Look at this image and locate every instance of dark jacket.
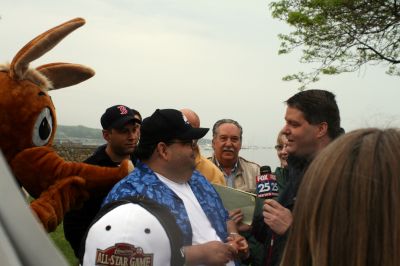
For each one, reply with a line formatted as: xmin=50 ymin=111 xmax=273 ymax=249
xmin=251 ymin=156 xmax=310 ymax=266
xmin=275 ymin=167 xmax=289 ymax=195
xmin=63 ymin=144 xmax=135 ymax=258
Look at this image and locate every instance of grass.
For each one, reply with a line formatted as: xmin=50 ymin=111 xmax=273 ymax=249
xmin=49 ymin=223 xmax=78 ymax=266
xmin=27 ymin=196 xmax=78 ymax=265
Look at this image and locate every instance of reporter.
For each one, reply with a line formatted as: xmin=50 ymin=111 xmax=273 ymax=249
xmin=281 ymin=128 xmax=400 ymax=266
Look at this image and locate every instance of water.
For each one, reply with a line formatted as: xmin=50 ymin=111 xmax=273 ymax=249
xmin=199 ymin=146 xmax=280 ymax=169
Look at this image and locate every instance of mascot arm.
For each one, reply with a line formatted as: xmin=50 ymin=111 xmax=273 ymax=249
xmin=11 ymin=146 xmax=133 ymax=198
xmin=30 ymin=176 xmax=89 ymax=232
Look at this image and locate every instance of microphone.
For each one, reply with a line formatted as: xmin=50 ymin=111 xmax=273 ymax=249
xmin=255 ymin=165 xmax=279 ymax=199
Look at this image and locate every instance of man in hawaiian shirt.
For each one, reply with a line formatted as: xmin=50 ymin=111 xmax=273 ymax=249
xmin=103 ymin=108 xmax=249 ymax=265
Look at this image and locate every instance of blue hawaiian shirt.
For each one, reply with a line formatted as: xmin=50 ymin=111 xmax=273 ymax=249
xmin=103 ymin=161 xmax=229 ymax=246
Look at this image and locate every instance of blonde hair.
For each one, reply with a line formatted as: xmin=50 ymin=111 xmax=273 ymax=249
xmin=281 ymin=128 xmax=400 ymax=266
xmin=276 ymin=131 xmax=287 ymax=145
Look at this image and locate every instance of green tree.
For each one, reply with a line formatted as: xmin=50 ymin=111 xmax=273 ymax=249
xmin=270 ymin=0 xmax=400 ymax=89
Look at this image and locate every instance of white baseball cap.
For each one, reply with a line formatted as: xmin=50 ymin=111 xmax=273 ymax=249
xmin=80 ymin=196 xmax=184 ymax=266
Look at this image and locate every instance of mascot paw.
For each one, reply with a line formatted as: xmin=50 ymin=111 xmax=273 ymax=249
xmin=31 ymin=199 xmax=58 ymax=232
xmin=120 ymin=159 xmax=134 ymax=175
xmin=30 ymin=176 xmax=89 ymax=232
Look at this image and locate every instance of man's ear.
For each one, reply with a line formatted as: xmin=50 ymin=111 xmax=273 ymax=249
xmin=316 ymin=122 xmax=328 ymax=138
xmin=156 ymin=142 xmax=169 ymax=160
xmin=102 ymin=129 xmax=111 ymax=142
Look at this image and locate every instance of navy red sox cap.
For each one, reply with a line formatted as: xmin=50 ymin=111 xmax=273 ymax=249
xmin=100 ymin=105 xmax=141 ymax=130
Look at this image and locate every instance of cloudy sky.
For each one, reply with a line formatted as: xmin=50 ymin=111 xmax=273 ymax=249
xmin=2 ymin=0 xmax=399 ymax=166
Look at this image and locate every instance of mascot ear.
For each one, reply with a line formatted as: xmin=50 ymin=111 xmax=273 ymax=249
xmin=37 ymin=63 xmax=95 ymax=90
xmin=10 ymin=18 xmax=85 ymax=81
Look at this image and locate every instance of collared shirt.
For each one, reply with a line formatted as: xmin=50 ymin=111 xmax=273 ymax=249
xmin=155 ymin=173 xmax=221 ymax=245
xmin=103 ymin=161 xmax=229 ymax=246
xmin=213 ymin=158 xmax=239 ymax=188
xmin=208 ymin=155 xmax=260 ymax=193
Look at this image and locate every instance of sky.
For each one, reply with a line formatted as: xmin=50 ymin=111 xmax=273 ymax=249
xmin=2 ymin=0 xmax=399 ymax=166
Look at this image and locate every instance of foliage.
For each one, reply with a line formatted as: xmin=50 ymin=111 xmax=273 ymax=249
xmin=270 ymin=0 xmax=400 ymax=89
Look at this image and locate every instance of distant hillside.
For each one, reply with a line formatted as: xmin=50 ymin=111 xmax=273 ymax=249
xmin=54 ymin=125 xmax=104 ymax=146
xmin=55 ymin=125 xmax=212 ymax=146
xmin=55 ymin=125 xmax=102 ymax=139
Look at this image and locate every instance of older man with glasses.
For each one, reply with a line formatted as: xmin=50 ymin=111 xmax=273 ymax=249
xmin=208 ymin=118 xmax=262 ymax=266
xmin=103 ymin=109 xmax=249 ymax=266
xmin=209 ymin=119 xmax=260 ymax=193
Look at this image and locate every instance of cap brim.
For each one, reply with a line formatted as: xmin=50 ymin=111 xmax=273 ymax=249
xmin=111 ymin=117 xmax=141 ymax=129
xmin=177 ymin=127 xmax=209 ymax=140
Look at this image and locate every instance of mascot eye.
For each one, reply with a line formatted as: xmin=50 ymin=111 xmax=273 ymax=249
xmin=32 ymin=107 xmax=53 ymax=146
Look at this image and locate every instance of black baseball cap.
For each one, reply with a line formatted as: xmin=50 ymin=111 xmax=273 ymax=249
xmin=139 ymin=109 xmax=209 ymax=145
xmin=100 ymin=105 xmax=141 ymax=130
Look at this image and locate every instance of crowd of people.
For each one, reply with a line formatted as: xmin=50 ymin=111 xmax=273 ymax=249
xmin=60 ymin=89 xmax=400 ymax=266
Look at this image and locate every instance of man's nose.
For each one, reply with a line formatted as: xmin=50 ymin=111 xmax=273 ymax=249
xmin=128 ymin=130 xmax=137 ymax=139
xmin=225 ymin=138 xmax=233 ymax=146
xmin=281 ymin=125 xmax=290 ymax=135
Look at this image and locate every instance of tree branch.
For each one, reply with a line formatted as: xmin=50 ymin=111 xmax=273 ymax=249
xmin=356 ymin=39 xmax=400 ymax=64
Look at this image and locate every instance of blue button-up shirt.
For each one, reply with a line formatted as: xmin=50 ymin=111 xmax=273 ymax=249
xmin=103 ymin=161 xmax=229 ymax=246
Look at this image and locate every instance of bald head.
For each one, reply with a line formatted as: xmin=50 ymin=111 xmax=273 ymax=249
xmin=181 ymin=108 xmax=200 ymax=128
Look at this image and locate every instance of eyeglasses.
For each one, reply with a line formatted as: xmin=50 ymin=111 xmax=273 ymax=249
xmin=165 ymin=140 xmax=196 ymax=148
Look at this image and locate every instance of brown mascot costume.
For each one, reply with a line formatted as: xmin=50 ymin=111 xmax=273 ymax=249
xmin=0 ymin=18 xmax=132 ymax=232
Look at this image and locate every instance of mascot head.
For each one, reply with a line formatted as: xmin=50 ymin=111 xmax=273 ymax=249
xmin=0 ymin=18 xmax=94 ymax=163
xmin=0 ymin=18 xmax=134 ymax=232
